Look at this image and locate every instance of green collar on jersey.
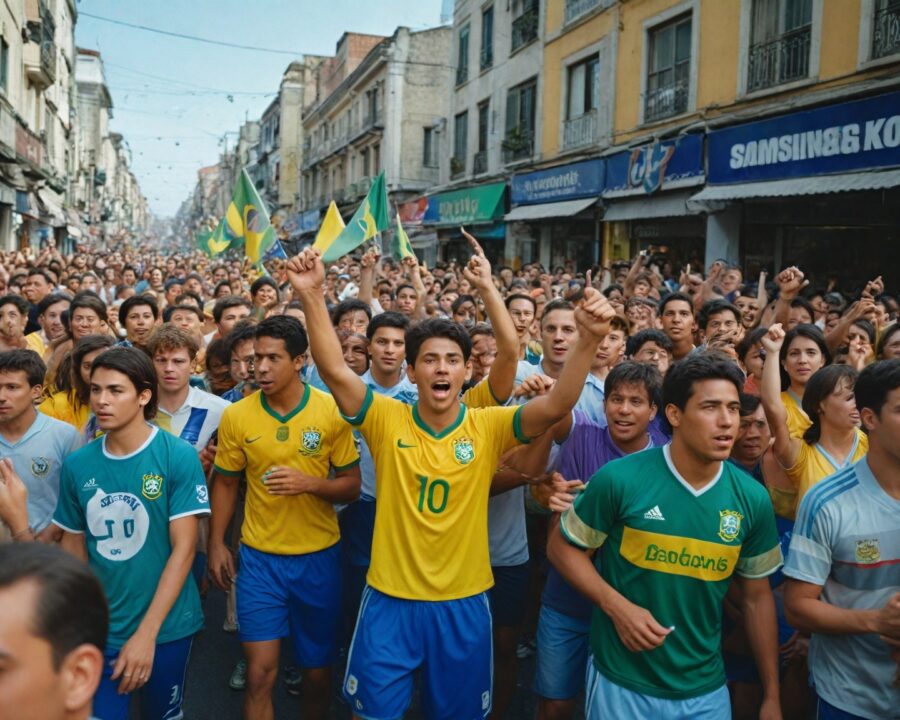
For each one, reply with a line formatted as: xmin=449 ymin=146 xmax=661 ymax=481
xmin=260 ymin=382 xmax=310 ymax=424
xmin=412 ymin=401 xmax=466 ymax=439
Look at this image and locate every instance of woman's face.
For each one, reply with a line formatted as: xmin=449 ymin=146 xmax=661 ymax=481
xmin=881 ymin=330 xmax=900 ymax=360
xmin=734 ymin=296 xmax=760 ymax=329
xmin=150 ymin=268 xmax=163 ymax=285
xmin=817 ymin=377 xmax=860 ymax=429
xmin=741 ymin=343 xmax=765 ymax=380
xmin=79 ymin=348 xmax=105 ymax=385
xmin=847 ymin=325 xmax=872 ymax=359
xmin=782 ymin=336 xmax=825 ymax=387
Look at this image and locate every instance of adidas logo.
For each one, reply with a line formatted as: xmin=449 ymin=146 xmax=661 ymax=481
xmin=81 ymin=478 xmax=98 ymax=491
xmin=643 ymin=505 xmax=665 ymax=521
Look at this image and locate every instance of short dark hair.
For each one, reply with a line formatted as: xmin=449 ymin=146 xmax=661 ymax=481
xmin=70 ymin=291 xmax=107 ymax=321
xmin=739 ymin=392 xmax=762 ymax=417
xmin=626 ymin=328 xmax=673 ymax=358
xmin=406 ymin=318 xmax=472 ymax=367
xmin=540 ymin=299 xmax=575 ymax=327
xmin=877 ymin=323 xmax=900 ymax=359
xmin=90 ymin=347 xmax=158 ymax=420
xmin=736 ymin=326 xmax=768 ymax=363
xmin=395 ymin=283 xmax=416 ymax=297
xmin=250 ymin=276 xmax=278 ymax=297
xmin=224 ymin=319 xmax=259 ymax=357
xmin=658 ymin=292 xmax=693 ymax=316
xmin=850 ymin=318 xmax=876 ymax=345
xmin=504 ymin=293 xmax=536 ymax=313
xmin=331 ymin=299 xmax=372 ymax=327
xmin=0 ymin=293 xmax=29 ymax=315
xmin=469 ymin=322 xmax=494 ymax=340
xmin=0 ymin=543 xmax=108 ymax=669
xmin=605 ymin=361 xmax=662 ymax=407
xmin=0 ymin=349 xmax=46 ymax=386
xmin=801 ymin=365 xmax=858 ymax=444
xmin=366 ymin=311 xmax=410 ymax=341
xmin=697 ymin=299 xmax=740 ymax=332
xmin=779 ymin=324 xmax=831 ymax=390
xmin=36 ymin=292 xmax=70 ymax=316
xmin=145 ymin=324 xmax=199 ymax=360
xmin=663 ymin=352 xmax=744 ymax=411
xmin=213 ymin=296 xmax=252 ymax=323
xmin=118 ymin=295 xmax=159 ymax=327
xmin=26 ymin=267 xmax=54 ymax=285
xmin=71 ymin=335 xmax=117 ymax=404
xmin=255 ymin=315 xmax=308 ymax=358
xmin=167 ymin=304 xmax=203 ymax=322
xmin=855 ymin=359 xmax=900 ymax=417
xmin=451 ymin=294 xmax=476 ymax=314
xmin=789 ymin=297 xmax=816 ymax=324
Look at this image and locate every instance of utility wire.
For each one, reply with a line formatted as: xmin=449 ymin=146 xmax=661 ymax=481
xmin=80 ymin=11 xmax=303 ymax=56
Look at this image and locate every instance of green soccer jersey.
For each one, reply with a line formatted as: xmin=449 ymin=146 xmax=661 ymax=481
xmin=560 ymin=445 xmax=782 ymax=700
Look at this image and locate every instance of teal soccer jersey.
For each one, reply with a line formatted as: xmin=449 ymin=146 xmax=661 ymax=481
xmin=53 ymin=428 xmax=209 ymax=647
xmin=560 ymin=445 xmax=782 ymax=700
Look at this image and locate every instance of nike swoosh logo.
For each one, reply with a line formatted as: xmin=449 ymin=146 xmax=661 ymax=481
xmin=246 ymin=436 xmax=262 ymax=444
xmin=397 ymin=440 xmax=416 ymax=449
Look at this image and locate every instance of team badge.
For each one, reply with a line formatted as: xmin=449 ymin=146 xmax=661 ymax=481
xmin=141 ymin=473 xmax=164 ymax=501
xmin=717 ymin=509 xmax=743 ymax=543
xmin=855 ymin=539 xmax=880 ymax=563
xmin=453 ymin=437 xmax=475 ymax=465
xmin=300 ymin=427 xmax=323 ymax=456
xmin=31 ymin=457 xmax=49 ymax=477
xmin=276 ymin=426 xmax=290 ymax=442
xmin=196 ymin=484 xmax=209 ymax=504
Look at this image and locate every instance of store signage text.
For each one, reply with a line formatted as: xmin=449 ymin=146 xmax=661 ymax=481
xmin=511 ymin=159 xmax=604 ymax=205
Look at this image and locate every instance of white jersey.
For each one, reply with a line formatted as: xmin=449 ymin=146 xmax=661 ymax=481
xmin=155 ymin=386 xmax=229 ymax=450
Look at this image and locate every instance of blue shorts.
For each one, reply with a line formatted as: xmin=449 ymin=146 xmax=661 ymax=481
xmin=343 ymin=585 xmax=493 ymax=720
xmin=236 ymin=542 xmax=342 ymax=668
xmin=815 ymin=694 xmax=870 ymax=720
xmin=93 ymin=635 xmax=193 ymax=720
xmin=534 ymin=604 xmax=591 ymax=700
xmin=488 ymin=562 xmax=530 ymax=627
xmin=585 ymin=663 xmax=731 ymax=720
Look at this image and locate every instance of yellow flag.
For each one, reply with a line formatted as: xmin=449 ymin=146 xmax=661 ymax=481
xmin=313 ymin=202 xmax=345 ymax=254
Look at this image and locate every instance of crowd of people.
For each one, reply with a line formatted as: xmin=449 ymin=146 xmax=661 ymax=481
xmin=0 ymin=235 xmax=897 ymax=720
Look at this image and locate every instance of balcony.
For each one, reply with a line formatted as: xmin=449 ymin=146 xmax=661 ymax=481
xmin=473 ymin=150 xmax=488 ymax=175
xmin=511 ymin=6 xmax=539 ymax=52
xmin=873 ymin=1 xmax=900 ymax=59
xmin=563 ymin=110 xmax=599 ymax=150
xmin=644 ymin=77 xmax=689 ymax=122
xmin=502 ymin=129 xmax=534 ymax=163
xmin=24 ymin=39 xmax=56 ymax=88
xmin=351 ymin=111 xmax=383 ymax=142
xmin=456 ymin=62 xmax=468 ymax=86
xmin=450 ymin=156 xmax=465 ymax=179
xmin=480 ymin=47 xmax=493 ymax=70
xmin=565 ymin=0 xmax=603 ymax=25
xmin=747 ymin=26 xmax=811 ymax=92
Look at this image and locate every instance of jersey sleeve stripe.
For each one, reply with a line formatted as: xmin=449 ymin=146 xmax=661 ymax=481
xmin=735 ymin=545 xmax=783 ymax=578
xmin=487 ymin=378 xmax=507 ymax=406
xmin=212 ymin=464 xmax=243 ymax=477
xmin=513 ymin=405 xmax=530 ymax=445
xmin=51 ymin=519 xmax=84 ymax=534
xmin=798 ymin=472 xmax=858 ymax=537
xmin=560 ymin=508 xmax=608 ymax=550
xmin=333 ymin=458 xmax=361 ymax=471
xmin=341 ymin=386 xmax=373 ymax=426
xmin=169 ymin=509 xmax=211 ymax=521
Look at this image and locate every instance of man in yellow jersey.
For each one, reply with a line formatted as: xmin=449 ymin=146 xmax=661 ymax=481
xmin=287 ymin=238 xmax=615 ymax=720
xmin=207 ymin=315 xmax=361 ymax=720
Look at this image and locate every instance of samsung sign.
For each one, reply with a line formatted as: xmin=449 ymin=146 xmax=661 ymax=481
xmin=708 ymin=90 xmax=900 ymax=184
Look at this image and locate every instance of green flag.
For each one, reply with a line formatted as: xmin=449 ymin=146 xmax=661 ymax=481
xmin=320 ymin=171 xmax=389 ymax=263
xmin=390 ymin=213 xmax=415 ymax=261
xmin=194 ymin=228 xmax=214 ymax=257
xmin=210 ymin=169 xmax=277 ymax=265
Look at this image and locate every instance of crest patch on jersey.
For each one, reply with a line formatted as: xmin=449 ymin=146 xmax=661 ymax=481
xmin=717 ymin=509 xmax=743 ymax=543
xmin=453 ymin=437 xmax=475 ymax=465
xmin=142 ymin=473 xmax=164 ymax=501
xmin=300 ymin=427 xmax=323 ymax=456
xmin=276 ymin=426 xmax=290 ymax=442
xmin=31 ymin=457 xmax=49 ymax=477
xmin=855 ymin=538 xmax=880 ymax=563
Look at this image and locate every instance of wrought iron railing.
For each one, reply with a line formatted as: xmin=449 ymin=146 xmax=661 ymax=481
xmin=873 ymin=1 xmax=900 ymax=59
xmin=747 ymin=26 xmax=811 ymax=92
xmin=563 ymin=110 xmax=598 ymax=150
xmin=644 ymin=76 xmax=688 ymax=121
xmin=502 ymin=129 xmax=534 ymax=163
xmin=473 ymin=150 xmax=488 ymax=175
xmin=511 ymin=7 xmax=539 ymax=51
xmin=565 ymin=0 xmax=601 ymax=25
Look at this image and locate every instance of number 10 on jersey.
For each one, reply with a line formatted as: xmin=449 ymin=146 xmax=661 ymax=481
xmin=416 ymin=475 xmax=450 ymax=514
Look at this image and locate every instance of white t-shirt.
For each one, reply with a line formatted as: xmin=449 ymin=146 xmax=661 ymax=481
xmin=155 ymin=386 xmax=229 ymax=450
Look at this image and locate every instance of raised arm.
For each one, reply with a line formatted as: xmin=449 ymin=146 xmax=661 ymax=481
xmin=288 ymin=248 xmax=367 ymax=417
xmin=358 ymin=248 xmax=379 ymax=308
xmin=759 ymin=324 xmax=801 ymax=469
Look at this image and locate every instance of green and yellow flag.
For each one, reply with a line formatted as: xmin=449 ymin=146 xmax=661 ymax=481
xmin=194 ymin=227 xmax=215 ymax=257
xmin=318 ymin=171 xmax=389 ymax=263
xmin=390 ymin=213 xmax=415 ymax=261
xmin=313 ymin=201 xmax=345 ymax=254
xmin=209 ymin=169 xmax=276 ymax=266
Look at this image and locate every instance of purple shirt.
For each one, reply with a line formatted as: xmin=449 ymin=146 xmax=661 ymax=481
xmin=544 ymin=412 xmax=668 ymax=619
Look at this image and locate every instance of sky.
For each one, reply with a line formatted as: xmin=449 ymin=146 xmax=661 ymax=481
xmin=74 ymin=0 xmax=450 ymax=219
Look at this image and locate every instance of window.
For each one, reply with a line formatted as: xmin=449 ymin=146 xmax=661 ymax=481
xmin=873 ymin=0 xmax=900 ymax=59
xmin=564 ymin=55 xmax=600 ymax=149
xmin=361 ymin=148 xmax=370 ymax=177
xmin=423 ymin=127 xmax=437 ymax=167
xmin=645 ymin=14 xmax=692 ymax=122
xmin=0 ymin=39 xmax=8 ymax=95
xmin=747 ymin=0 xmax=812 ymax=91
xmin=504 ymin=78 xmax=536 ymax=162
xmin=481 ymin=6 xmax=494 ymax=69
xmin=512 ymin=0 xmax=540 ymax=51
xmin=475 ymin=100 xmax=489 ymax=174
xmin=456 ymin=24 xmax=470 ymax=85
xmin=373 ymin=144 xmax=380 ymax=174
xmin=452 ymin=111 xmax=468 ymax=177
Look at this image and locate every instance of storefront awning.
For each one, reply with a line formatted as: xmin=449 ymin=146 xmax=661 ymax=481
xmin=689 ymin=169 xmax=900 ymax=205
xmin=504 ymin=197 xmax=597 ymax=222
xmin=602 ymin=191 xmax=697 ymax=222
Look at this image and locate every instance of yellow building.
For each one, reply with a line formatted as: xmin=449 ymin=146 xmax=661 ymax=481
xmin=514 ymin=0 xmax=900 ymax=285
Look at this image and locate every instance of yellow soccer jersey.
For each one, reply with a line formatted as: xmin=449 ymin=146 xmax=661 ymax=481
xmin=460 ymin=377 xmax=506 ymax=408
xmin=346 ymin=388 xmax=529 ymax=600
xmin=214 ymin=385 xmax=359 ymax=555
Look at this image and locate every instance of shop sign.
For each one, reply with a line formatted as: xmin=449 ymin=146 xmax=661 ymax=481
xmin=511 ymin=159 xmax=604 ymax=205
xmin=605 ymin=134 xmax=704 ymax=196
xmin=708 ymin=90 xmax=900 ymax=184
xmin=399 ymin=197 xmax=428 ymax=225
xmin=15 ymin=121 xmax=41 ymax=167
xmin=423 ymin=182 xmax=506 ymax=225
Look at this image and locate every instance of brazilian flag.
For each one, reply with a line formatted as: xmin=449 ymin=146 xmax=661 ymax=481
xmin=319 ymin=171 xmax=389 ymax=263
xmin=390 ymin=213 xmax=415 ymax=261
xmin=209 ymin=169 xmax=277 ymax=266
xmin=194 ymin=228 xmax=215 ymax=257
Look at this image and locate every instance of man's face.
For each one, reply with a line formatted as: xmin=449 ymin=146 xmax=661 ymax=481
xmin=861 ymin=387 xmax=900 ymax=464
xmin=254 ymin=335 xmax=302 ymax=396
xmin=90 ymin=367 xmax=149 ymax=432
xmin=469 ymin=333 xmax=497 ymax=384
xmin=395 ymin=288 xmax=417 ymax=316
xmin=229 ymin=339 xmax=255 ymax=383
xmin=217 ymin=305 xmax=250 ymax=336
xmin=734 ymin=296 xmax=759 ymax=329
xmin=65 ymin=277 xmax=80 ymax=293
xmin=452 ymin=300 xmax=477 ymax=329
xmin=337 ymin=309 xmax=369 ymax=335
xmin=703 ymin=310 xmax=739 ymax=341
xmin=787 ymin=305 xmax=813 ymax=330
xmin=340 ymin=334 xmax=369 ymax=375
xmin=632 ymin=341 xmax=671 ymax=375
xmin=38 ymin=300 xmax=69 ymax=342
xmin=507 ymin=298 xmax=535 ymax=339
xmin=540 ymin=309 xmax=577 ymax=366
xmin=881 ymin=331 xmax=900 ymax=360
xmin=124 ymin=304 xmax=155 ymax=345
xmin=170 ymin=310 xmax=201 ymax=338
xmin=23 ymin=274 xmax=50 ymax=303
xmin=666 ymin=379 xmax=740 ymax=462
xmin=122 ymin=269 xmax=136 ymax=286
xmin=406 ymin=337 xmax=467 ymax=413
xmin=184 ymin=278 xmax=203 ymax=297
xmin=594 ymin=329 xmax=625 ymax=370
xmin=661 ymin=300 xmax=694 ymax=343
xmin=213 ymin=268 xmax=227 ymax=283
xmin=80 ymin=275 xmax=99 ymax=293
xmin=165 ymin=284 xmax=183 ymax=305
xmin=605 ymin=382 xmax=655 ymax=448
xmin=0 ymin=303 xmax=26 ymax=340
xmin=153 ymin=346 xmax=192 ymax=394
xmin=721 ymin=269 xmax=742 ymax=294
xmin=732 ymin=405 xmax=771 ymax=466
xmin=369 ymin=327 xmax=405 ymax=377
xmin=0 ymin=370 xmax=39 ymax=424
